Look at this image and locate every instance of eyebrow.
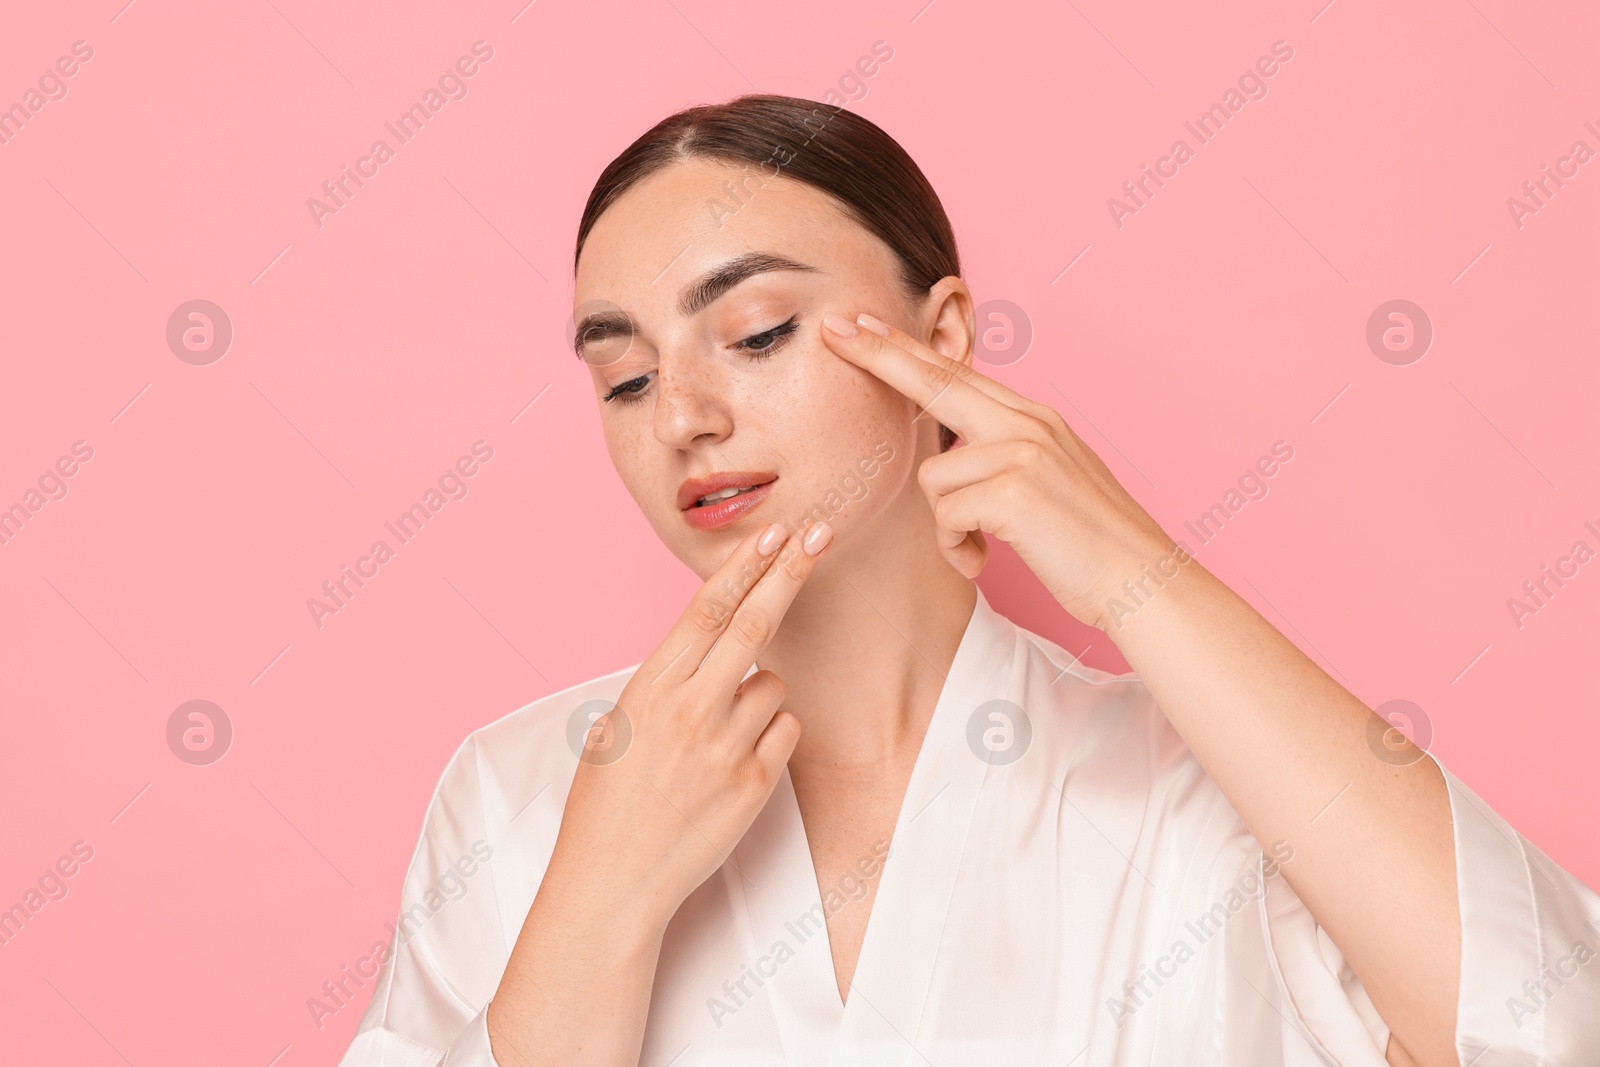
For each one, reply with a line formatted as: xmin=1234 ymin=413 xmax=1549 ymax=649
xmin=677 ymin=251 xmax=820 ymax=317
xmin=572 ymin=251 xmax=821 ymax=358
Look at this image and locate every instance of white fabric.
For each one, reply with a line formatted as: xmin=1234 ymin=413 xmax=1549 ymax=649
xmin=339 ymin=588 xmax=1600 ymax=1066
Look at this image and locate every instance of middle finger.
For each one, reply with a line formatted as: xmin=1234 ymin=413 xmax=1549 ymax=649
xmin=642 ymin=521 xmax=790 ymax=688
xmin=693 ymin=521 xmax=834 ymax=693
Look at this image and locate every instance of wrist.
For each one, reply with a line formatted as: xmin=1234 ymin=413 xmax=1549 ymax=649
xmin=539 ymin=838 xmax=679 ymax=948
xmin=1088 ymin=535 xmax=1199 ymax=635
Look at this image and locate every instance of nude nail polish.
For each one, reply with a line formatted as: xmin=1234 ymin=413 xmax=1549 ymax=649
xmin=757 ymin=523 xmax=786 ymax=555
xmin=856 ymin=313 xmax=890 ymax=337
xmin=822 ymin=314 xmax=858 ymax=337
xmin=802 ymin=522 xmax=834 ymax=556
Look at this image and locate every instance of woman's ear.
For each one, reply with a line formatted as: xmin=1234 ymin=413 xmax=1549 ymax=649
xmin=916 ymin=277 xmax=974 ymax=454
xmin=922 ymin=276 xmax=976 ymax=369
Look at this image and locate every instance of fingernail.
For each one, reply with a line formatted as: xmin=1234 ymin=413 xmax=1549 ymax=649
xmin=757 ymin=523 xmax=786 ymax=556
xmin=822 ymin=313 xmax=858 ymax=338
xmin=802 ymin=522 xmax=833 ymax=556
xmin=856 ymin=313 xmax=890 ymax=337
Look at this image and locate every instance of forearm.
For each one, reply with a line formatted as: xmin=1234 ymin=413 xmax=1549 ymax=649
xmin=486 ymin=848 xmax=670 ymax=1067
xmin=477 ymin=524 xmax=821 ymax=1065
xmin=817 ymin=310 xmax=1469 ymax=1062
xmin=1102 ymin=548 xmax=1461 ymax=1067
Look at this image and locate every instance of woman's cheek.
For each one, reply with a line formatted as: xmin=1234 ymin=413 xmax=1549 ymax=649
xmin=601 ymin=419 xmax=675 ymax=533
xmin=826 ymin=412 xmax=922 ymax=534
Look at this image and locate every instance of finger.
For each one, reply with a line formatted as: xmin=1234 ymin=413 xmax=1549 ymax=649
xmin=821 ymin=313 xmax=1021 ymax=445
xmin=641 ymin=521 xmax=789 ymax=687
xmin=753 ymin=709 xmax=803 ymax=779
xmin=856 ymin=311 xmax=1046 ymax=417
xmin=730 ymin=668 xmax=785 ymax=738
xmin=915 ymin=439 xmax=1037 ymax=497
xmin=929 ymin=482 xmax=994 ymax=579
xmin=694 ymin=521 xmax=834 ymax=691
xmin=914 ymin=446 xmax=1026 ymax=578
xmin=825 ymin=313 xmax=1049 ymax=438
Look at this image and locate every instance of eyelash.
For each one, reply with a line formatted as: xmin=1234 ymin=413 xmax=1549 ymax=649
xmin=601 ymin=316 xmax=799 ymax=405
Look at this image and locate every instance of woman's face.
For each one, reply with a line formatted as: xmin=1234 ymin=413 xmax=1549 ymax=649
xmin=573 ymin=157 xmax=964 ymax=580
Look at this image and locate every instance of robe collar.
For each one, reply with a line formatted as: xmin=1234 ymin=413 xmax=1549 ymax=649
xmin=727 ymin=585 xmax=1022 ymax=1066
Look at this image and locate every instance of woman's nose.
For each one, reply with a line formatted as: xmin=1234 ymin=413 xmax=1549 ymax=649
xmin=651 ymin=359 xmax=733 ymax=449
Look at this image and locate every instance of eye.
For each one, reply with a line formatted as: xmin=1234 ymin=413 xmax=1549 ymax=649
xmin=734 ymin=316 xmax=799 ymax=360
xmin=600 ymin=317 xmax=797 ymax=408
xmin=601 ymin=371 xmax=654 ymax=405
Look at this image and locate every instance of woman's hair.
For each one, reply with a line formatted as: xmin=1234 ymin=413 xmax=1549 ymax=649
xmin=575 ymin=93 xmax=961 ymax=451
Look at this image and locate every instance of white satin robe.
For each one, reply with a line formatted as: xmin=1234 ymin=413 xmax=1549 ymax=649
xmin=339 ymin=588 xmax=1600 ymax=1066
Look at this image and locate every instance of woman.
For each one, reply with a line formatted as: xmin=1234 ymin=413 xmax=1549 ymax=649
xmin=339 ymin=95 xmax=1599 ymax=1066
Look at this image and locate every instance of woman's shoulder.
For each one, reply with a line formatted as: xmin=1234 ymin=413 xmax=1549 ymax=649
xmin=1005 ymin=618 xmax=1227 ymax=812
xmin=1001 ymin=623 xmax=1264 ymax=895
xmin=422 ymin=661 xmax=644 ymax=821
xmin=1006 ymin=617 xmax=1167 ymax=730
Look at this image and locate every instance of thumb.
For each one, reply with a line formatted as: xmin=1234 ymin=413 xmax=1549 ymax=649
xmin=943 ymin=530 xmax=989 ymax=579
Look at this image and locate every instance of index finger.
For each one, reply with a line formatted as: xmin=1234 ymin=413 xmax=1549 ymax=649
xmin=819 ymin=312 xmax=1030 ymax=444
xmin=640 ymin=521 xmax=791 ymax=688
xmin=693 ymin=520 xmax=834 ymax=692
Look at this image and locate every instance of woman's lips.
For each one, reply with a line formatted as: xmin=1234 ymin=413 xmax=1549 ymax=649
xmin=680 ymin=478 xmax=777 ymax=531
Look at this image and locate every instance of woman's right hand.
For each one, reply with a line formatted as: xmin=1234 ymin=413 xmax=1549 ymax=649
xmin=487 ymin=519 xmax=832 ymax=1067
xmin=547 ymin=518 xmax=834 ymax=929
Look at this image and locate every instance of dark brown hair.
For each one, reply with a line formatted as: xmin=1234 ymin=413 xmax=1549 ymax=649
xmin=575 ymin=93 xmax=961 ymax=451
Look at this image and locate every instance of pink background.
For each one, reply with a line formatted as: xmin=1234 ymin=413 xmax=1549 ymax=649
xmin=2 ymin=0 xmax=1595 ymax=1062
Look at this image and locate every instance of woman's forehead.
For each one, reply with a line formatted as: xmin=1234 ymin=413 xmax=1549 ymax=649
xmin=574 ymin=159 xmax=884 ymax=312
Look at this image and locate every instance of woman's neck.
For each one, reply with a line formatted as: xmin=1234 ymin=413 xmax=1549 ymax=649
xmin=754 ymin=491 xmax=977 ymax=776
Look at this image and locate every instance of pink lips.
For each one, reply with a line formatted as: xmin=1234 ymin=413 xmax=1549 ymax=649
xmin=677 ymin=471 xmax=778 ymax=532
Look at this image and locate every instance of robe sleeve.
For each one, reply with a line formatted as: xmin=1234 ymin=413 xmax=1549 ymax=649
xmin=337 ymin=734 xmax=512 ymax=1067
xmin=1251 ymin=753 xmax=1600 ymax=1065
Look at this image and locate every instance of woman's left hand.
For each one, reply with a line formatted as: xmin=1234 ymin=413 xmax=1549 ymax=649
xmin=820 ymin=310 xmax=1185 ymax=632
xmin=825 ymin=309 xmax=1470 ymax=1067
